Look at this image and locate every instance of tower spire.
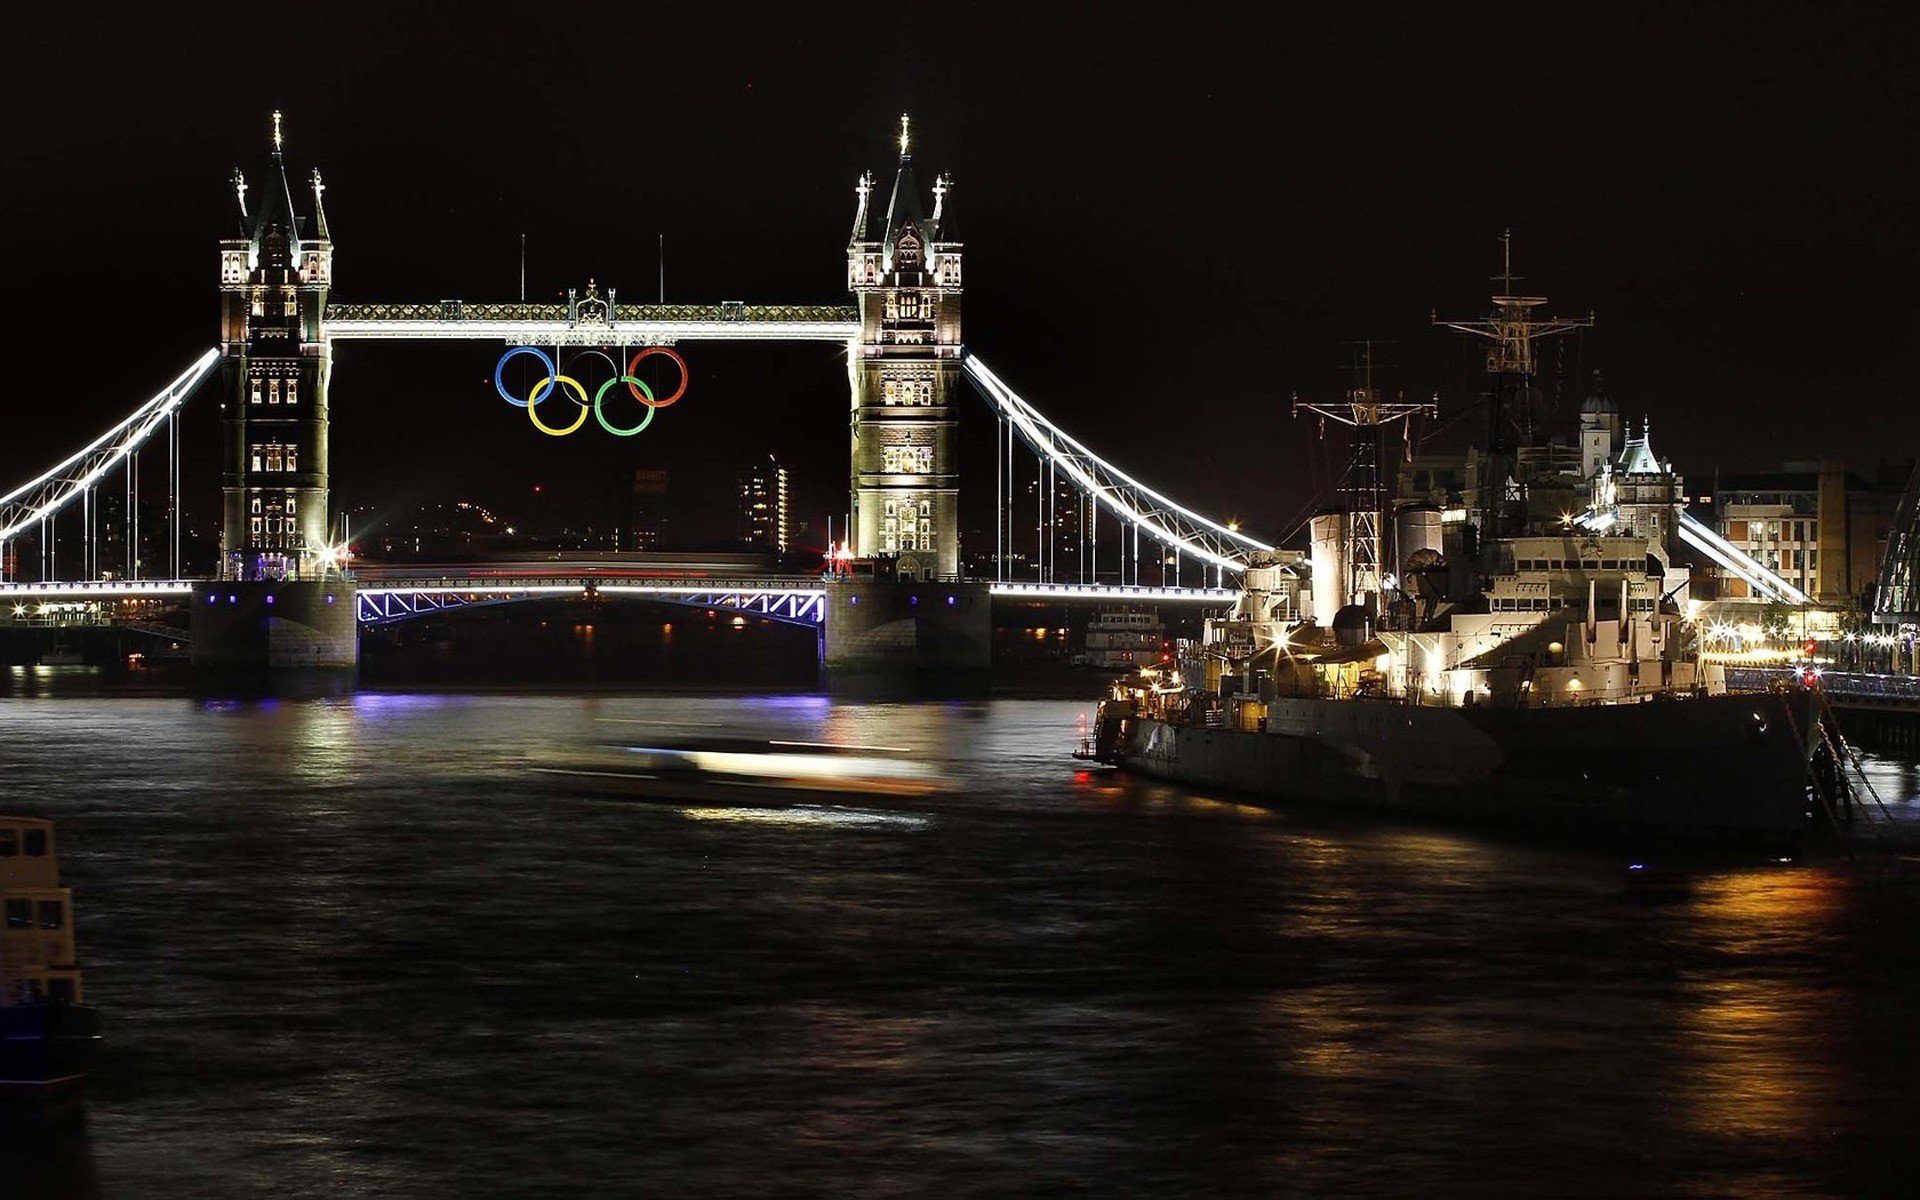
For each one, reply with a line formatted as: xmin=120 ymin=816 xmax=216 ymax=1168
xmin=899 ymin=112 xmax=911 ymax=157
xmin=272 ymin=110 xmax=283 ymax=155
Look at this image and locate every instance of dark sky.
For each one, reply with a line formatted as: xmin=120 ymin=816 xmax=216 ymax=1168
xmin=3 ymin=2 xmax=1913 ymax=550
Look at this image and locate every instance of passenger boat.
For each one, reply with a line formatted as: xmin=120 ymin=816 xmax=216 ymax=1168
xmin=1084 ymin=250 xmax=1828 ymax=849
xmin=0 ymin=816 xmax=100 ymax=1094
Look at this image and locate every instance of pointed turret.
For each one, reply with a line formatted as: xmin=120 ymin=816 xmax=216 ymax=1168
xmin=309 ymin=168 xmax=331 ymax=241
xmin=849 ymin=170 xmax=874 ymax=245
xmin=251 ymin=111 xmax=302 ymax=268
xmin=883 ymin=113 xmax=931 ymax=273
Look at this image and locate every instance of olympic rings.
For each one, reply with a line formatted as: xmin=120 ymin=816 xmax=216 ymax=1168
xmin=527 ymin=375 xmax=590 ymax=437
xmin=494 ymin=346 xmax=555 ymax=408
xmin=595 ymin=376 xmax=656 ymax=437
xmin=494 ymin=345 xmax=689 ymax=437
xmin=625 ymin=347 xmax=687 ymax=408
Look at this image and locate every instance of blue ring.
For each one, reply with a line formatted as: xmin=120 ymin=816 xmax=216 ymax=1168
xmin=494 ymin=346 xmax=557 ymax=408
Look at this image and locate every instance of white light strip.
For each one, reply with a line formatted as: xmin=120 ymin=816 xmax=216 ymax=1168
xmin=963 ymin=356 xmax=1271 ymax=571
xmin=989 ymin=582 xmax=1238 ymax=604
xmin=356 ymin=586 xmax=581 ymax=597
xmin=1677 ymin=512 xmax=1809 ymax=604
xmin=0 ymin=349 xmax=221 ymax=540
xmin=0 ymin=580 xmax=196 ymax=598
xmin=324 ymin=320 xmax=860 ymax=343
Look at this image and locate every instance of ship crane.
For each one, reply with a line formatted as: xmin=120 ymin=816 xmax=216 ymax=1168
xmin=1293 ymin=342 xmax=1437 ymax=616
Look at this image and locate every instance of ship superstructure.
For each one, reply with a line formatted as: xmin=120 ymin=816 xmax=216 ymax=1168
xmin=1087 ymin=244 xmax=1823 ymax=846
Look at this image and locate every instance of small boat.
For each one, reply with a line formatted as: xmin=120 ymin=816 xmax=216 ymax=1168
xmin=0 ymin=816 xmax=100 ymax=1094
xmin=531 ymin=737 xmax=946 ymax=804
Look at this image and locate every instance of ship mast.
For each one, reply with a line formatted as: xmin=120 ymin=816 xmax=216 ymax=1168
xmin=1432 ymin=231 xmax=1592 ymax=545
xmin=1294 ymin=341 xmax=1437 ymax=614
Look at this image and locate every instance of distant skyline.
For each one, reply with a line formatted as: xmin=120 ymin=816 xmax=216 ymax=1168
xmin=4 ymin=3 xmax=1913 ymax=552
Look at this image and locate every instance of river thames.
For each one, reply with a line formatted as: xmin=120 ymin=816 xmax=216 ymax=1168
xmin=5 ymin=671 xmax=1920 ymax=1197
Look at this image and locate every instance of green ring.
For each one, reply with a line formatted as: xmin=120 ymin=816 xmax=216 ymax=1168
xmin=595 ymin=375 xmax=657 ymax=436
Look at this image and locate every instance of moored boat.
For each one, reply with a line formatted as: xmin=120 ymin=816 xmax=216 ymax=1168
xmin=0 ymin=816 xmax=100 ymax=1094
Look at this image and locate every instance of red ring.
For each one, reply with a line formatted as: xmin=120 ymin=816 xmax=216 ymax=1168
xmin=626 ymin=347 xmax=688 ymax=408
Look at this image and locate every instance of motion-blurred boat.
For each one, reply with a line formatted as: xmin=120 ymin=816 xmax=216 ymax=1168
xmin=532 ymin=737 xmax=945 ymax=803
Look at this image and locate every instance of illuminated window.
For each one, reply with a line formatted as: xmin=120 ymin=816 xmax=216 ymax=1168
xmin=286 ymin=379 xmax=298 ymax=406
xmin=250 ymin=497 xmax=262 ymax=515
xmin=286 ymin=496 xmax=297 ymax=515
xmin=269 ymin=380 xmax=281 ymax=405
xmin=250 ymin=445 xmax=264 ymax=471
xmin=250 ymin=378 xmax=263 ymax=405
xmin=250 ymin=517 xmax=263 ymax=539
xmin=896 ymin=292 xmax=921 ymax=319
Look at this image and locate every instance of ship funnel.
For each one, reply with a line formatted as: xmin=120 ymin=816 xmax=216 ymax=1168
xmin=1393 ymin=504 xmax=1444 ymax=581
xmin=1619 ymin=576 xmax=1631 ymax=649
xmin=1309 ymin=511 xmax=1347 ymax=624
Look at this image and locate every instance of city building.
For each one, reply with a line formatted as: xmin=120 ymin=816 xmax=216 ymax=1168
xmin=1693 ymin=460 xmax=1909 ymax=611
xmin=737 ymin=455 xmax=790 ymax=554
xmin=629 ymin=469 xmax=668 ymax=551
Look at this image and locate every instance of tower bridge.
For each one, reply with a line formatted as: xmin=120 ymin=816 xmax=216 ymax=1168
xmin=1 ymin=113 xmax=1267 ymax=685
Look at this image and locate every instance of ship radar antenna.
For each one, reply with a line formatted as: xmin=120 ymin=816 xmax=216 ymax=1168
xmin=1433 ymin=235 xmax=1594 ymax=545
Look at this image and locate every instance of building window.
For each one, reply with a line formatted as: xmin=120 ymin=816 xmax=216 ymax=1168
xmin=286 ymin=496 xmax=297 ymax=516
xmin=250 ymin=445 xmax=264 ymax=471
xmin=268 ymin=380 xmax=281 ymax=405
xmin=38 ymin=900 xmax=63 ymax=930
xmin=250 ymin=378 xmax=264 ymax=405
xmin=250 ymin=517 xmax=263 ymax=540
xmin=896 ymin=291 xmax=921 ymax=319
xmin=0 ymin=828 xmax=13 ymax=856
xmin=286 ymin=379 xmax=298 ymax=406
xmin=4 ymin=899 xmax=29 ymax=929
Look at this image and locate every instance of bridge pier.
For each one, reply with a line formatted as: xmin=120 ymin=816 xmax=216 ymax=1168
xmin=190 ymin=580 xmax=358 ymax=693
xmin=822 ymin=577 xmax=991 ymax=696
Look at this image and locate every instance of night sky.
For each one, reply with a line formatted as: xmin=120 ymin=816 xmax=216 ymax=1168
xmin=4 ymin=3 xmax=1913 ymax=550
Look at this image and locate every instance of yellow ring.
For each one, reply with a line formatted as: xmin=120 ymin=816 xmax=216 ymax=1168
xmin=527 ymin=375 xmax=591 ymax=436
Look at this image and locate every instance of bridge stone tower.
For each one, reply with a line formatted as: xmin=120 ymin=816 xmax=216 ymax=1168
xmin=217 ymin=112 xmax=335 ymax=582
xmin=847 ymin=117 xmax=963 ymax=580
xmin=196 ymin=113 xmax=355 ymax=690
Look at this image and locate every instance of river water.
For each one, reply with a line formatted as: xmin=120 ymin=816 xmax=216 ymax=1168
xmin=4 ymin=668 xmax=1920 ymax=1197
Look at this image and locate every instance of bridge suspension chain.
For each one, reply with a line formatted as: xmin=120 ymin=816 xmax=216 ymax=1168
xmin=962 ymin=353 xmax=1271 ymax=585
xmin=0 ymin=348 xmax=218 ymax=582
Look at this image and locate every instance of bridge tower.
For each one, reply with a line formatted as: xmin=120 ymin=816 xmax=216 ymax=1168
xmin=196 ymin=113 xmax=356 ymax=689
xmin=217 ymin=112 xmax=335 ymax=582
xmin=847 ymin=115 xmax=963 ymax=580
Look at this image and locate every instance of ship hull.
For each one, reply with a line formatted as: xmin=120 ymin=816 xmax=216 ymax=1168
xmin=1103 ymin=690 xmax=1815 ymax=847
xmin=0 ymin=1002 xmax=99 ymax=1093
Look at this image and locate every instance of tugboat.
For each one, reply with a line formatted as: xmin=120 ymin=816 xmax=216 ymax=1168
xmin=1086 ymin=243 xmax=1827 ymax=848
xmin=0 ymin=816 xmax=100 ymax=1093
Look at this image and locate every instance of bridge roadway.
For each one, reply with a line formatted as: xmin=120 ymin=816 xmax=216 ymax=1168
xmin=2 ymin=567 xmax=1239 ymax=631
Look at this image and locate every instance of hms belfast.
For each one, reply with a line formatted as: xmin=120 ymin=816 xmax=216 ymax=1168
xmin=1088 ymin=240 xmax=1826 ymax=847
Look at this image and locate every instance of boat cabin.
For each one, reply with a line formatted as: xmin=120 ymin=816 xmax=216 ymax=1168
xmin=0 ymin=817 xmax=84 ymax=1008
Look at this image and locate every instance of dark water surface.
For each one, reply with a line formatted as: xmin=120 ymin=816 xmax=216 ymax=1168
xmin=5 ymin=670 xmax=1920 ymax=1197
